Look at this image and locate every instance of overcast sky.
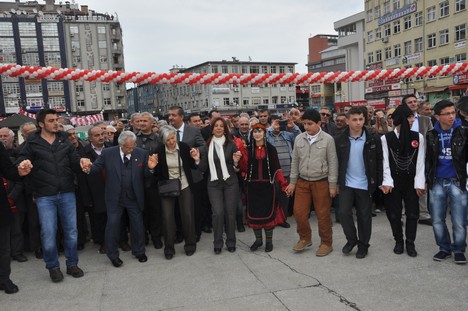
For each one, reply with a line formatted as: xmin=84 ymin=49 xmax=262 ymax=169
xmin=80 ymin=0 xmax=363 ymax=73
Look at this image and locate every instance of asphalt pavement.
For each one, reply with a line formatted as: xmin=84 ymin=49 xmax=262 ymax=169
xmin=2 ymin=212 xmax=467 ymax=311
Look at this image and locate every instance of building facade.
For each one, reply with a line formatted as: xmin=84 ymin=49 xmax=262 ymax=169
xmin=130 ymin=60 xmax=298 ymax=116
xmin=0 ymin=0 xmax=126 ymax=117
xmin=364 ymin=0 xmax=468 ymax=106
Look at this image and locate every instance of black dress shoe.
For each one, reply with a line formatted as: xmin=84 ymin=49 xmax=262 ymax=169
xmin=136 ymin=254 xmax=148 ymax=263
xmin=278 ymin=222 xmax=291 ymax=228
xmin=237 ymin=223 xmax=246 ymax=232
xmin=406 ymin=241 xmax=418 ymax=257
xmin=342 ymin=242 xmax=357 ymax=254
xmin=110 ymin=257 xmax=123 ymax=268
xmin=250 ymin=241 xmax=263 ymax=251
xmin=393 ymin=242 xmax=404 ymax=255
xmin=12 ymin=254 xmax=28 ymax=262
xmin=0 ymin=279 xmax=19 ymax=294
xmin=356 ymin=248 xmax=368 ymax=259
xmin=165 ymin=253 xmax=173 ymax=260
xmin=265 ymin=242 xmax=273 ymax=253
xmin=186 ymin=250 xmax=195 ymax=256
xmin=153 ymin=239 xmax=163 ymax=249
xmin=227 ymin=246 xmax=236 ymax=253
xmin=98 ymin=245 xmax=106 ymax=254
xmin=34 ymin=249 xmax=43 ymax=259
xmin=202 ymin=226 xmax=212 ymax=233
xmin=214 ymin=248 xmax=222 ymax=254
xmin=119 ymin=242 xmax=131 ymax=252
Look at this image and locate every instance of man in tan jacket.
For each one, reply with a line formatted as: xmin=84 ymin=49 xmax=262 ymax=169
xmin=285 ymin=109 xmax=338 ymax=257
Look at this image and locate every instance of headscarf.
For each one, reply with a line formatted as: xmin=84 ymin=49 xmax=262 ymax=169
xmin=392 ymin=104 xmax=414 ymax=155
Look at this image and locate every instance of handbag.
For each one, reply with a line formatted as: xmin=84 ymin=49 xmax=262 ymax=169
xmin=158 ymin=150 xmax=182 ymax=197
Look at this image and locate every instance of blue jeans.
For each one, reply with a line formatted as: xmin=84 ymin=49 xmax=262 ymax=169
xmin=429 ymin=178 xmax=468 ymax=254
xmin=36 ymin=192 xmax=78 ymax=270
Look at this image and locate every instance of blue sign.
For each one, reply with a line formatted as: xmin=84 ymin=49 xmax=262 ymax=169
xmin=378 ymin=3 xmax=417 ymax=26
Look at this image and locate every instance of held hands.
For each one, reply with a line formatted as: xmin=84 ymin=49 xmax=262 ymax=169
xmin=415 ymin=188 xmax=426 ymax=197
xmin=80 ymin=158 xmax=92 ymax=173
xmin=18 ymin=160 xmax=32 ymax=176
xmin=190 ymin=148 xmax=200 ymax=161
xmin=329 ymin=188 xmax=337 ymax=198
xmin=379 ymin=185 xmax=393 ymax=194
xmin=233 ymin=151 xmax=242 ymax=163
xmin=285 ymin=184 xmax=295 ymax=197
xmin=148 ymin=154 xmax=158 ymax=170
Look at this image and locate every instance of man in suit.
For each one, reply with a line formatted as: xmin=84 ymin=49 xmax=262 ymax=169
xmin=402 ymin=94 xmax=434 ymax=225
xmin=81 ymin=131 xmax=157 ymax=267
xmin=168 ymin=106 xmax=206 ymax=241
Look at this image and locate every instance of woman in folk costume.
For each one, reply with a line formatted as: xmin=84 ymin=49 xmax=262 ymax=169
xmin=198 ymin=117 xmax=243 ymax=254
xmin=245 ymin=123 xmax=289 ymax=252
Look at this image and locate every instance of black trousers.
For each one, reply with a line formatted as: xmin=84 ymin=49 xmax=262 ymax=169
xmin=339 ymin=186 xmax=372 ymax=249
xmin=143 ymin=187 xmax=162 ymax=243
xmin=384 ymin=176 xmax=419 ymax=243
xmin=0 ymin=224 xmax=11 ymax=283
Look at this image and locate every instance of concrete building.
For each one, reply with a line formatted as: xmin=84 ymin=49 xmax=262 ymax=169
xmin=0 ymin=0 xmax=126 ymax=118
xmin=334 ymin=11 xmax=367 ymax=111
xmin=306 ymin=34 xmax=346 ymax=109
xmin=364 ymin=0 xmax=468 ymax=106
xmin=132 ymin=60 xmax=298 ymax=116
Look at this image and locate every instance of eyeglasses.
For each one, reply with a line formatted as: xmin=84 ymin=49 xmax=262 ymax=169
xmin=320 ymin=113 xmax=331 ymax=117
xmin=438 ymin=111 xmax=456 ymax=116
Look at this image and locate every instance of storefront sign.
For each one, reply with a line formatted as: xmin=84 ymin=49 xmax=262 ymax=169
xmin=378 ymin=3 xmax=417 ymax=25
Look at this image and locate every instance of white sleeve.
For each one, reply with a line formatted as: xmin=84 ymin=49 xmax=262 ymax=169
xmin=414 ymin=133 xmax=426 ymax=189
xmin=381 ymin=135 xmax=394 ymax=187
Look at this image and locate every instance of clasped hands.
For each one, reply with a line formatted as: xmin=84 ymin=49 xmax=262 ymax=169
xmin=18 ymin=160 xmax=33 ymax=176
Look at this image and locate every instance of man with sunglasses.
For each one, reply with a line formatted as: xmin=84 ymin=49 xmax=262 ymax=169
xmin=319 ymin=107 xmax=338 ymax=137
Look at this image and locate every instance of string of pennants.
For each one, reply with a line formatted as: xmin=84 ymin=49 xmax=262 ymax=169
xmin=18 ymin=108 xmax=104 ymax=126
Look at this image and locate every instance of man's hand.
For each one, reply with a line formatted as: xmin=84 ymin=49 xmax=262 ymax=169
xmin=18 ymin=160 xmax=32 ymax=176
xmin=329 ymin=188 xmax=337 ymax=198
xmin=285 ymin=184 xmax=295 ymax=197
xmin=379 ymin=185 xmax=393 ymax=194
xmin=416 ymin=188 xmax=426 ymax=197
xmin=190 ymin=148 xmax=200 ymax=162
xmin=80 ymin=158 xmax=92 ymax=173
xmin=148 ymin=154 xmax=158 ymax=170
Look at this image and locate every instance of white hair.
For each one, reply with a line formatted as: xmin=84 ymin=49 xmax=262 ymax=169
xmin=117 ymin=130 xmax=137 ymax=146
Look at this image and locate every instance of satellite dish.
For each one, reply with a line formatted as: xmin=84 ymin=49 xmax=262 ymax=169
xmin=57 ymin=9 xmax=62 ymax=14
xmin=22 ymin=10 xmax=27 ymax=15
xmin=33 ymin=8 xmax=38 ymax=13
xmin=10 ymin=9 xmax=16 ymax=14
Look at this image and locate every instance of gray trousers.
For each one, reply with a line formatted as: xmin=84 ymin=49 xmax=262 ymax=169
xmin=208 ymin=177 xmax=239 ymax=249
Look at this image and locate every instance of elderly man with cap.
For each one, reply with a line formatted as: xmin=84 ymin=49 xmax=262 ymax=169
xmin=380 ymin=104 xmax=426 ymax=258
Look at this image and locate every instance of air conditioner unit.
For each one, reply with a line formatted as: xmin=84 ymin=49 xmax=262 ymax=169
xmin=72 ymin=63 xmax=77 ymax=67
xmin=382 ymin=37 xmax=389 ymax=43
xmin=233 ymin=87 xmax=239 ymax=92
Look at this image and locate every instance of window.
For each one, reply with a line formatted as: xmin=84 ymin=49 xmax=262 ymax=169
xmin=77 ymin=100 xmax=85 ymax=107
xmin=384 ymin=24 xmax=391 ymax=37
xmin=75 ymin=84 xmax=84 ymax=93
xmin=103 ymin=84 xmax=110 ymax=91
xmin=261 ymin=65 xmax=268 ymax=73
xmin=415 ymin=37 xmax=423 ymax=52
xmin=374 ymin=5 xmax=381 ymax=18
xmin=455 ymin=24 xmax=466 ymax=41
xmin=43 ymin=38 xmax=60 ymax=51
xmin=384 ymin=1 xmax=390 ymax=14
xmin=440 ymin=29 xmax=449 ymax=45
xmin=100 ymin=55 xmax=107 ymax=63
xmin=270 ymin=66 xmax=276 ymax=73
xmin=385 ymin=47 xmax=392 ymax=59
xmin=367 ymin=9 xmax=373 ymax=22
xmin=375 ymin=27 xmax=382 ymax=39
xmin=2 ymin=83 xmax=20 ymax=94
xmin=211 ymin=66 xmax=218 ymax=73
xmin=440 ymin=57 xmax=450 ymax=65
xmin=104 ymin=98 xmax=111 ymax=106
xmin=415 ymin=12 xmax=423 ymax=26
xmin=223 ymin=98 xmax=230 ymax=106
xmin=47 ymin=82 xmax=64 ymax=92
xmin=48 ymin=97 xmax=65 ymax=109
xmin=367 ymin=31 xmax=373 ymax=42
xmin=376 ymin=50 xmax=382 ymax=62
xmin=98 ymin=26 xmax=106 ymax=34
xmin=404 ymin=16 xmax=411 ymax=30
xmin=69 ymin=26 xmax=78 ymax=34
xmin=241 ymin=66 xmax=248 ymax=73
xmin=22 ymin=53 xmax=40 ymax=66
xmin=243 ymin=99 xmax=249 ymax=106
xmin=404 ymin=41 xmax=412 ymax=55
xmin=25 ymin=83 xmax=42 ymax=94
xmin=427 ymin=6 xmax=436 ymax=22
xmin=250 ymin=66 xmax=259 ymax=73
xmin=394 ymin=44 xmax=401 ymax=57
xmin=18 ymin=22 xmax=36 ymax=36
xmin=20 ymin=37 xmax=38 ymax=52
xmin=456 ymin=53 xmax=467 ymax=62
xmin=440 ymin=1 xmax=449 ymax=17
xmin=393 ymin=20 xmax=400 ymax=33
xmin=41 ymin=23 xmax=58 ymax=37
xmin=44 ymin=52 xmax=61 ymax=67
xmin=0 ymin=22 xmax=14 ymax=36
xmin=455 ymin=0 xmax=466 ymax=12
xmin=279 ymin=66 xmax=285 ymax=73
xmin=232 ymin=66 xmax=238 ymax=73
xmin=221 ymin=65 xmax=228 ymax=73
xmin=368 ymin=52 xmax=374 ymax=64
xmin=427 ymin=33 xmax=436 ymax=48
xmin=98 ymin=41 xmax=107 ymax=49
xmin=393 ymin=0 xmax=400 ymax=10
xmin=287 ymin=65 xmax=294 ymax=73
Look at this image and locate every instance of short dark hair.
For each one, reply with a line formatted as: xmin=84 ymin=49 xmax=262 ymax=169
xmin=208 ymin=110 xmax=219 ymax=118
xmin=336 ymin=113 xmax=346 ymax=119
xmin=258 ymin=108 xmax=269 ymax=115
xmin=269 ymin=115 xmax=281 ymax=122
xmin=302 ymin=109 xmax=321 ymax=123
xmin=433 ymin=100 xmax=455 ymax=115
xmin=346 ymin=107 xmax=365 ymax=119
xmin=188 ymin=112 xmax=200 ymax=121
xmin=168 ymin=106 xmax=184 ymax=117
xmin=36 ymin=108 xmax=58 ymax=126
xmin=402 ymin=94 xmax=417 ymax=105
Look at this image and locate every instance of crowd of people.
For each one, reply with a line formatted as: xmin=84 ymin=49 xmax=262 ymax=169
xmin=0 ymin=94 xmax=467 ymax=294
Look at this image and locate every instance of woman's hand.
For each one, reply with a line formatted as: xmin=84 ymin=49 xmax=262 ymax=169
xmin=190 ymin=148 xmax=200 ymax=162
xmin=233 ymin=151 xmax=242 ymax=164
xmin=148 ymin=154 xmax=158 ymax=169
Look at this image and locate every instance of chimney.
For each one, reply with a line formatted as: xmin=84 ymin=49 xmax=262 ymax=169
xmin=81 ymin=5 xmax=88 ymax=14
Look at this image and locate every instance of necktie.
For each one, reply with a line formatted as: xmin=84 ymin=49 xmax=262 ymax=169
xmin=176 ymin=130 xmax=181 ymax=142
xmin=124 ymin=156 xmax=130 ymax=166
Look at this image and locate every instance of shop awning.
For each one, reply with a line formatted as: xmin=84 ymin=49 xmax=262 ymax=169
xmin=424 ymin=86 xmax=448 ymax=93
xmin=449 ymin=84 xmax=468 ymax=90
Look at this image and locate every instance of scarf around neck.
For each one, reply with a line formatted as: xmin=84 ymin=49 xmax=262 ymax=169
xmin=208 ymin=135 xmax=230 ymax=181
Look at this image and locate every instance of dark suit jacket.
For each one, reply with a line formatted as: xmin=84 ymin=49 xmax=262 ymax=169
xmin=89 ymin=146 xmax=150 ymax=211
xmin=180 ymin=124 xmax=205 ymax=182
xmin=0 ymin=144 xmax=21 ymax=227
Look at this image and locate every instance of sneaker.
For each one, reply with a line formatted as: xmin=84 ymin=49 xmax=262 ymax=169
xmin=454 ymin=253 xmax=467 ymax=264
xmin=292 ymin=240 xmax=312 ymax=251
xmin=316 ymin=244 xmax=333 ymax=257
xmin=66 ymin=266 xmax=84 ymax=278
xmin=49 ymin=268 xmax=64 ymax=283
xmin=432 ymin=251 xmax=452 ymax=261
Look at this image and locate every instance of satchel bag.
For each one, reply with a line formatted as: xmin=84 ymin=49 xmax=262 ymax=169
xmin=158 ymin=150 xmax=182 ymax=197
